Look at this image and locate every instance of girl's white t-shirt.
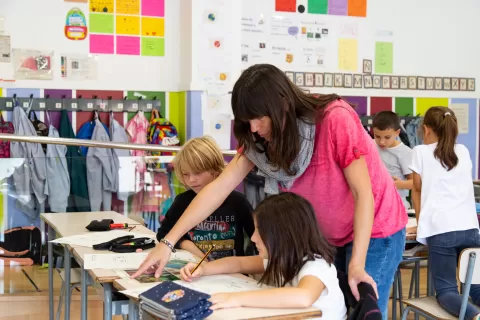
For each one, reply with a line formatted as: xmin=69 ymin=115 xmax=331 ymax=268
xmin=410 ymin=143 xmax=479 ymax=244
xmin=263 ymin=257 xmax=347 ymax=320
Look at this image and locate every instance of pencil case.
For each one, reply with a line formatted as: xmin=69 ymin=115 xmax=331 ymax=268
xmin=139 ymin=281 xmax=213 ymax=320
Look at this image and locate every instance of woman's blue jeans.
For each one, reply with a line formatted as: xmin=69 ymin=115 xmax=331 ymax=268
xmin=335 ymin=228 xmax=406 ymax=319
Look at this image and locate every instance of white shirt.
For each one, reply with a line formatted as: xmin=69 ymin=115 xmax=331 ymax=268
xmin=410 ymin=143 xmax=479 ymax=244
xmin=263 ymin=256 xmax=347 ymax=320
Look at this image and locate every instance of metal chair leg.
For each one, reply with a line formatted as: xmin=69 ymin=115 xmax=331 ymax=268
xmin=401 ymin=306 xmax=411 ymax=320
xmin=56 ymin=281 xmax=65 ymax=320
xmin=398 ymin=269 xmax=404 ymax=316
xmin=409 ymin=268 xmax=416 ymax=299
xmin=392 ymin=270 xmax=398 ymax=320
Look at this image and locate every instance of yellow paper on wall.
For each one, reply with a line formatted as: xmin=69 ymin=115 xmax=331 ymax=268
xmin=141 ymin=17 xmax=164 ymax=37
xmin=415 ymin=98 xmax=448 ymax=115
xmin=116 ymin=0 xmax=140 ymax=15
xmin=338 ymin=38 xmax=358 ymax=72
xmin=116 ymin=15 xmax=140 ymax=35
xmin=90 ymin=0 xmax=114 ymax=13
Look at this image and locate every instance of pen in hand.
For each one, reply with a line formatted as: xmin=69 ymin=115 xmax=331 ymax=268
xmin=191 ymin=244 xmax=215 ymax=275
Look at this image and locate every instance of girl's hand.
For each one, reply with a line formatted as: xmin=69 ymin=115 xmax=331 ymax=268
xmin=209 ymin=293 xmax=241 ymax=310
xmin=180 ymin=262 xmax=204 ymax=281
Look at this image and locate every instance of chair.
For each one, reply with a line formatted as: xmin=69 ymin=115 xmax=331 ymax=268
xmin=401 ymin=248 xmax=480 ymax=320
xmin=55 ymin=268 xmax=83 ymax=320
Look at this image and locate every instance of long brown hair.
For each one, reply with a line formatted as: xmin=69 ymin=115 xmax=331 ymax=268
xmin=423 ymin=106 xmax=459 ymax=170
xmin=232 ymin=64 xmax=342 ymax=175
xmin=254 ymin=192 xmax=335 ymax=287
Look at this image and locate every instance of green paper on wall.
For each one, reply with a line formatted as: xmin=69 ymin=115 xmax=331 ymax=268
xmin=308 ymin=0 xmax=328 ymax=14
xmin=375 ymin=42 xmax=393 ymax=74
xmin=141 ymin=37 xmax=164 ymax=56
xmin=126 ymin=91 xmax=166 ymax=118
xmin=89 ymin=13 xmax=114 ymax=34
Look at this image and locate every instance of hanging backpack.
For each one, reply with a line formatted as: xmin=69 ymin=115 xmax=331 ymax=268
xmin=0 ymin=226 xmax=42 ymax=266
xmin=147 ymin=109 xmax=180 ymax=157
xmin=28 ymin=110 xmax=48 ymax=153
xmin=0 ymin=113 xmax=14 ymax=158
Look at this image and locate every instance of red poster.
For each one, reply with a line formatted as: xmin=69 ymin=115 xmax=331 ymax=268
xmin=276 ymin=0 xmax=296 ymax=12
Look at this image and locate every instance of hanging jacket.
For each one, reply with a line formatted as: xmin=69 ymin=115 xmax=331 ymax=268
xmin=10 ymin=106 xmax=46 ymax=218
xmin=87 ymin=119 xmax=116 ymax=211
xmin=44 ymin=122 xmax=70 ymax=213
xmin=58 ymin=110 xmax=91 ymax=212
xmin=109 ymin=114 xmax=133 ymax=202
xmin=77 ymin=120 xmax=109 ymax=156
xmin=406 ymin=118 xmax=423 ymax=147
xmin=399 ymin=123 xmax=411 ymax=148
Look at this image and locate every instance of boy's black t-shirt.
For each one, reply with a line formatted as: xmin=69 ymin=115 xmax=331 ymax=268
xmin=157 ymin=190 xmax=254 ymax=259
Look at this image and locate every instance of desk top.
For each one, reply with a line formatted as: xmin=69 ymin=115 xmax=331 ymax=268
xmin=113 ymin=277 xmax=322 ymax=320
xmin=41 ymin=211 xmax=136 ymax=238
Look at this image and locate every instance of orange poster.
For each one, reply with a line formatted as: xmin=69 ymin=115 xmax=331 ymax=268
xmin=348 ymin=0 xmax=367 ymax=17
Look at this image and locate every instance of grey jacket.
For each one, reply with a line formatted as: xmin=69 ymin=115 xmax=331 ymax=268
xmin=110 ymin=115 xmax=130 ymax=201
xmin=44 ymin=124 xmax=70 ymax=212
xmin=86 ymin=119 xmax=116 ymax=211
xmin=10 ymin=106 xmax=46 ymax=217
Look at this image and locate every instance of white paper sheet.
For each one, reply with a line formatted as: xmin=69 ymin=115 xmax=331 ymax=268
xmin=175 ymin=274 xmax=272 ymax=294
xmin=51 ymin=230 xmax=155 ymax=248
xmin=84 ymin=252 xmax=149 ymax=270
xmin=450 ymin=103 xmax=469 ymax=134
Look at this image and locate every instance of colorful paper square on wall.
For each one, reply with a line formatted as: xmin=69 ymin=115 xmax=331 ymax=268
xmin=116 ymin=15 xmax=140 ymax=35
xmin=142 ymin=38 xmax=164 ymax=56
xmin=90 ymin=0 xmax=114 ymax=13
xmin=416 ymin=98 xmax=448 ymax=115
xmin=90 ymin=13 xmax=114 ymax=33
xmin=141 ymin=17 xmax=164 ymax=37
xmin=116 ymin=0 xmax=139 ymax=15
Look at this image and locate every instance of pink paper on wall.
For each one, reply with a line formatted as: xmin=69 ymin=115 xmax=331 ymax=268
xmin=90 ymin=34 xmax=114 ymax=54
xmin=116 ymin=36 xmax=140 ymax=55
xmin=142 ymin=0 xmax=164 ymax=17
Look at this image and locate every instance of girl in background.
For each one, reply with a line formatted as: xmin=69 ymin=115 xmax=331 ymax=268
xmin=180 ymin=193 xmax=347 ymax=320
xmin=410 ymin=107 xmax=480 ymax=320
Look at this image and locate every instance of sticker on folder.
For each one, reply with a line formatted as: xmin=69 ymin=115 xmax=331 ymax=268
xmin=65 ymin=8 xmax=88 ymax=40
xmin=162 ymin=289 xmax=185 ymax=303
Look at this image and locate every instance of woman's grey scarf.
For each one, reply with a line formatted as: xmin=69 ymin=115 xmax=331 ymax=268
xmin=244 ymin=120 xmax=316 ymax=194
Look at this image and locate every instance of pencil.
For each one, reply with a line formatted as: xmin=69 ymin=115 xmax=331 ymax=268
xmin=191 ymin=244 xmax=215 ymax=274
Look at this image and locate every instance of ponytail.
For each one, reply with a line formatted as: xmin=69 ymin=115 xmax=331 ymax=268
xmin=424 ymin=107 xmax=459 ymax=171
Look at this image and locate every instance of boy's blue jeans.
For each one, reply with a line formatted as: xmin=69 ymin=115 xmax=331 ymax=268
xmin=335 ymin=228 xmax=406 ymax=319
xmin=427 ymin=229 xmax=480 ymax=320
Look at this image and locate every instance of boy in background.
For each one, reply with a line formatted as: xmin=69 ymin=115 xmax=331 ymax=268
xmin=372 ymin=111 xmax=413 ymax=209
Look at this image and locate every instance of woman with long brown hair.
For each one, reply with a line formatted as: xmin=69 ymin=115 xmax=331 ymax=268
xmin=410 ymin=107 xmax=480 ymax=319
xmin=133 ymin=64 xmax=407 ymax=318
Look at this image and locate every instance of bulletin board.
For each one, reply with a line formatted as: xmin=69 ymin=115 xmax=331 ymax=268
xmin=240 ymin=0 xmax=480 ymax=98
xmin=0 ymin=0 xmax=179 ymax=91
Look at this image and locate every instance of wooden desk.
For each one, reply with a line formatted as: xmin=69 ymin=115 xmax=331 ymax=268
xmin=113 ymin=277 xmax=322 ymax=320
xmin=41 ymin=211 xmax=153 ymax=320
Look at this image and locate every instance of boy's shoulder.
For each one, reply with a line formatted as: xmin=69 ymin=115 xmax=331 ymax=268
xmin=389 ymin=142 xmax=413 ymax=155
xmin=176 ymin=189 xmax=197 ymax=202
xmin=225 ymin=190 xmax=250 ymax=203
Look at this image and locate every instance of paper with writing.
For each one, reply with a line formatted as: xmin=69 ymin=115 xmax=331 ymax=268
xmin=338 ymin=38 xmax=358 ymax=72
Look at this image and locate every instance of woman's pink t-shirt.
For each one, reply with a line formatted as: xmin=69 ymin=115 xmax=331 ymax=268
xmin=284 ymin=100 xmax=407 ymax=247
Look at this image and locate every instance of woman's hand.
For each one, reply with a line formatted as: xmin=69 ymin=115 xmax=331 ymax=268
xmin=348 ymin=264 xmax=378 ymax=301
xmin=130 ymin=243 xmax=172 ymax=279
xmin=209 ymin=293 xmax=241 ymax=310
xmin=179 ymin=262 xmax=204 ymax=281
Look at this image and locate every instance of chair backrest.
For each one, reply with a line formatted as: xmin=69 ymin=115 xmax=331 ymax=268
xmin=458 ymin=248 xmax=480 ymax=284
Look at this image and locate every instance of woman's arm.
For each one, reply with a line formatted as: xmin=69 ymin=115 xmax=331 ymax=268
xmin=132 ymin=154 xmax=254 ymax=278
xmin=210 ymin=276 xmax=325 ymax=310
xmin=411 ymin=172 xmax=422 ymax=222
xmin=343 ymin=156 xmax=377 ymax=300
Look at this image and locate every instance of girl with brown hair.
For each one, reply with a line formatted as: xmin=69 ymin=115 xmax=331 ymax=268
xmin=133 ymin=64 xmax=407 ymax=319
xmin=179 ymin=193 xmax=347 ymax=319
xmin=410 ymin=107 xmax=480 ymax=319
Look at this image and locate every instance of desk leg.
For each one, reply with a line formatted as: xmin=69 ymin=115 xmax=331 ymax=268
xmin=48 ymin=241 xmax=54 ymax=320
xmin=81 ymin=267 xmax=88 ymax=320
xmin=128 ymin=300 xmax=138 ymax=320
xmin=64 ymin=246 xmax=71 ymax=320
xmin=103 ymin=283 xmax=113 ymax=320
